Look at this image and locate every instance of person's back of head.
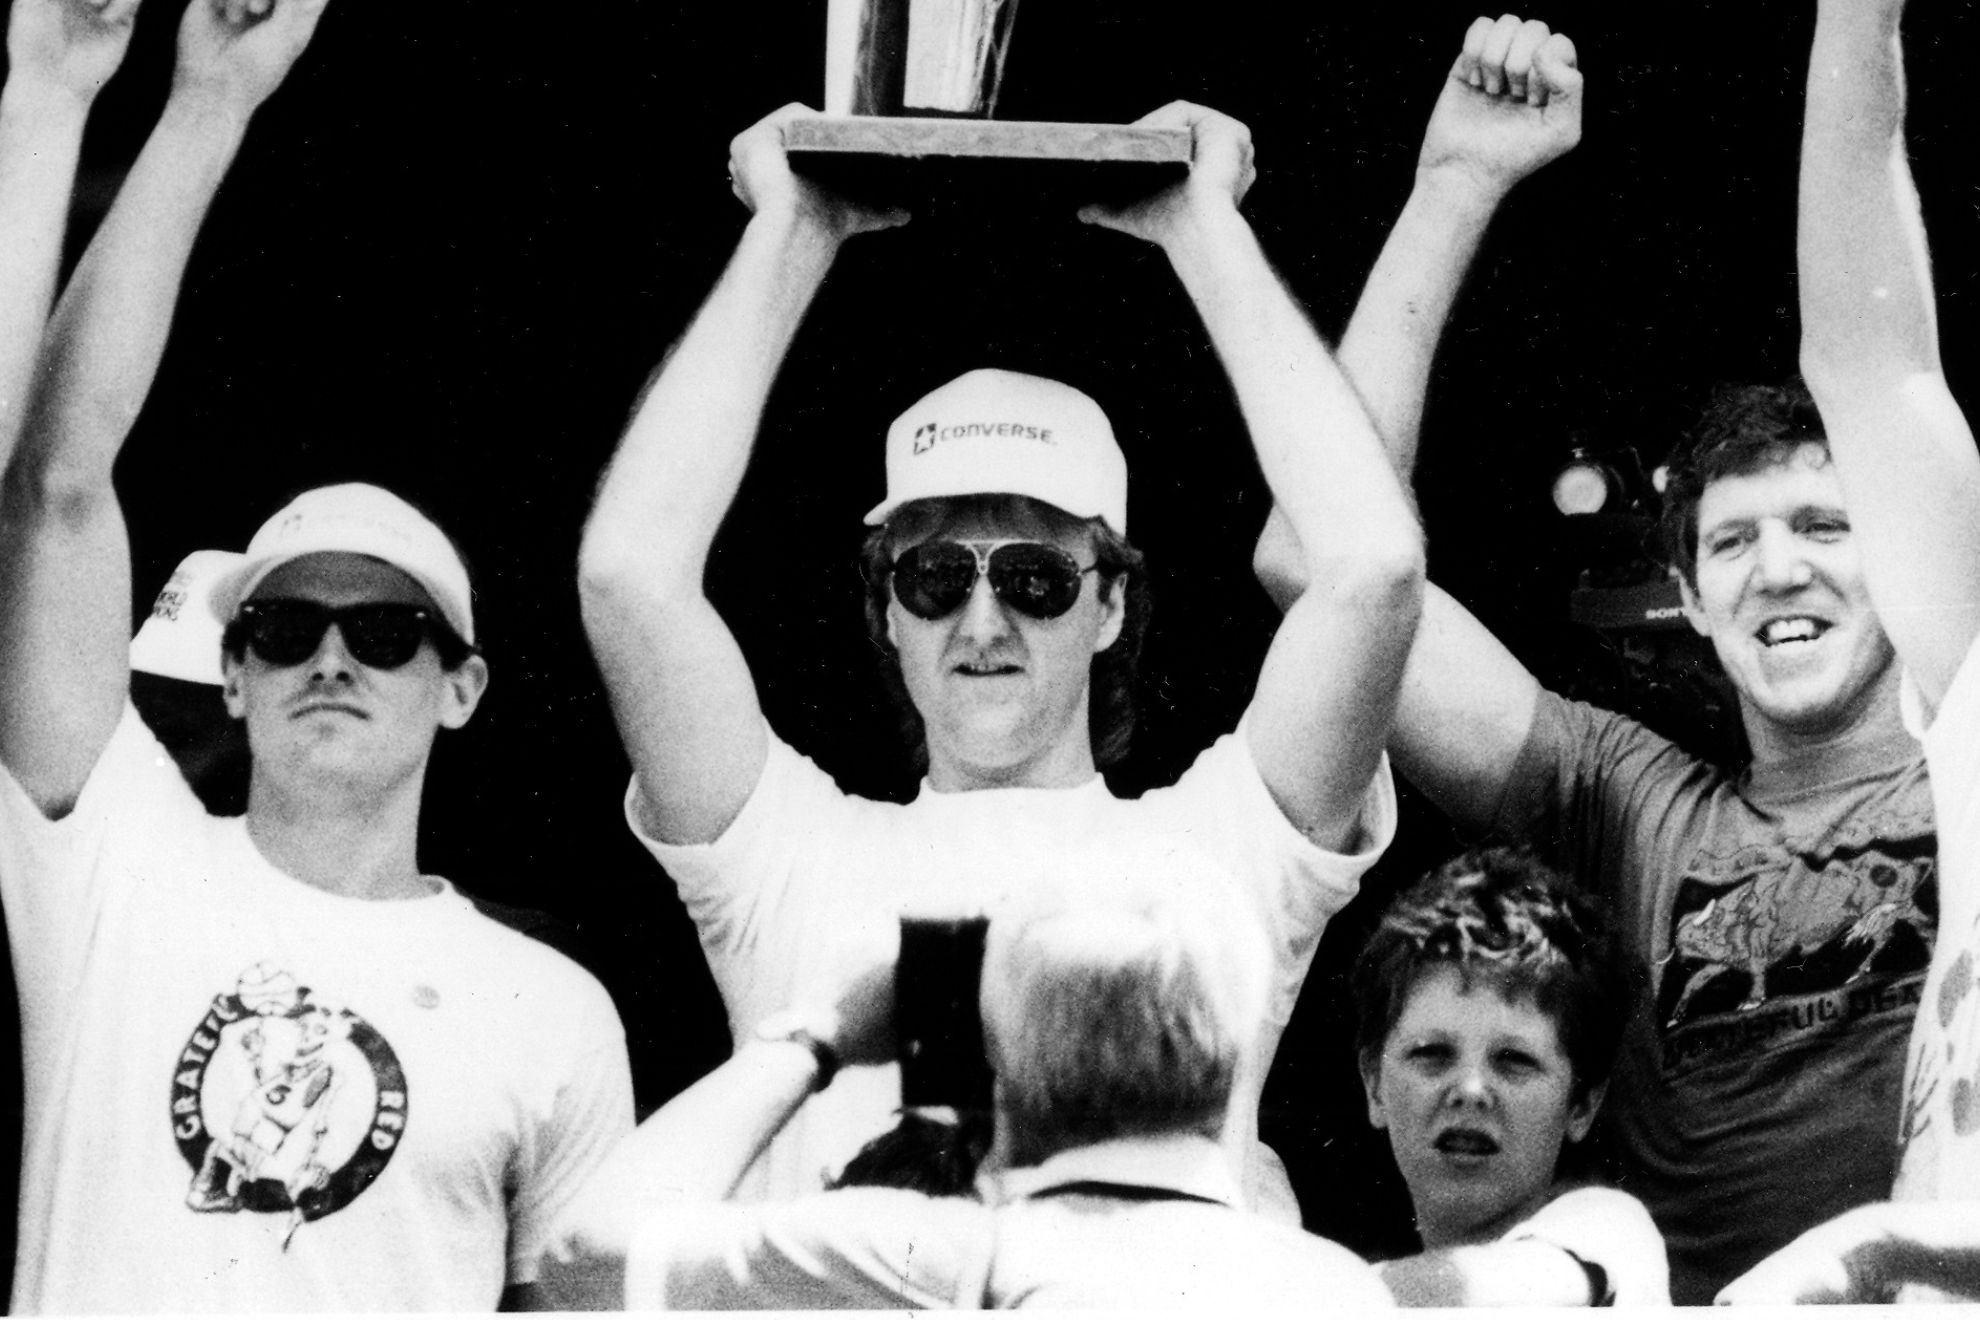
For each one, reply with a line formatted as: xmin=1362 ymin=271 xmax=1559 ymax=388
xmin=981 ymin=878 xmax=1269 ymax=1168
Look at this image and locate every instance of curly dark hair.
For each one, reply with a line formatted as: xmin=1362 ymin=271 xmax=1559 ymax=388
xmin=1659 ymin=380 xmax=1830 ymax=588
xmin=860 ymin=495 xmax=1152 ymax=773
xmin=1351 ymin=847 xmax=1633 ymax=1104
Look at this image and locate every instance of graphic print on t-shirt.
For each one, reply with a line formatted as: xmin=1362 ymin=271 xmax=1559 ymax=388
xmin=171 ymin=962 xmax=408 ymax=1248
xmin=1657 ymin=828 xmax=1936 ymax=1075
xmin=1896 ymin=920 xmax=1980 ymax=1182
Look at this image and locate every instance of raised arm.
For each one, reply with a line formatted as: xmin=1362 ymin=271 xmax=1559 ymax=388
xmin=1079 ymin=104 xmax=1423 ymax=850
xmin=1255 ymin=19 xmax=1583 ymax=834
xmin=578 ymin=107 xmax=905 ymax=847
xmin=1797 ymin=0 xmax=1980 ymax=712
xmin=0 ymin=0 xmax=330 ymax=817
xmin=1707 ymin=5 xmax=1980 ymax=1299
xmin=1254 ymin=15 xmax=1582 ymax=605
xmin=0 ymin=0 xmax=141 ymax=474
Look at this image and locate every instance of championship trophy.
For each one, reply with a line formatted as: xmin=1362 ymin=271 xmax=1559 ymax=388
xmin=787 ymin=0 xmax=1190 ymax=207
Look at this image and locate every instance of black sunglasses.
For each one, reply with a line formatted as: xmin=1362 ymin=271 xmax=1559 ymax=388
xmin=889 ymin=540 xmax=1100 ymax=621
xmin=236 ymin=600 xmax=448 ymax=670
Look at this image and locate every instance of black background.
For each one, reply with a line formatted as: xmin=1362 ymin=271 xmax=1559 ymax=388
xmin=2 ymin=0 xmax=1978 ymax=1282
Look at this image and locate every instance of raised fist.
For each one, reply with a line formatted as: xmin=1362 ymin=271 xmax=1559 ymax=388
xmin=173 ymin=0 xmax=332 ymax=115
xmin=1419 ymin=15 xmax=1583 ymax=197
xmin=6 ymin=0 xmax=143 ymax=102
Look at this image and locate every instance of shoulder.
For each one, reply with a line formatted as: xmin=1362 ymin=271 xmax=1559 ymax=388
xmin=1501 ymin=688 xmax=1732 ymax=843
xmin=1517 ymin=1184 xmax=1660 ymax=1235
xmin=637 ymin=1189 xmax=990 ymax=1310
xmin=1228 ymin=1216 xmax=1396 ymax=1308
xmin=30 ymin=700 xmax=206 ymax=826
xmin=441 ymin=892 xmax=624 ymax=1033
xmin=0 ymin=701 xmax=210 ymax=894
xmin=628 ymin=727 xmax=887 ymax=857
xmin=1148 ymin=716 xmax=1386 ymax=843
xmin=1527 ymin=689 xmax=1707 ymax=781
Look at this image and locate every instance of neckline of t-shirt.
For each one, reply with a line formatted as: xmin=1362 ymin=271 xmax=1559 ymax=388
xmin=1742 ymin=722 xmax=1922 ymax=802
xmin=217 ymin=816 xmax=468 ymax=919
xmin=910 ymin=773 xmax=1112 ymax=807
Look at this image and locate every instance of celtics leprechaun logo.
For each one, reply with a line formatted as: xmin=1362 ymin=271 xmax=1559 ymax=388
xmin=171 ymin=963 xmax=407 ymax=1248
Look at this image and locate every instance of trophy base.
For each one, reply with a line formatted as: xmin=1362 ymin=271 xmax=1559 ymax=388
xmin=786 ymin=116 xmax=1190 ymax=212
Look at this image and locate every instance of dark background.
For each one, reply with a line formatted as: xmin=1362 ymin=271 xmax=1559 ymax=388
xmin=2 ymin=0 xmax=1978 ymax=1288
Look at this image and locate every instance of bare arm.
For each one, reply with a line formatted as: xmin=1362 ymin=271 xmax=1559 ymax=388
xmin=1253 ymin=18 xmax=1580 ymax=833
xmin=1082 ymin=104 xmax=1424 ymax=850
xmin=1255 ymin=16 xmax=1583 ymax=607
xmin=1717 ymin=1201 xmax=1980 ymax=1304
xmin=0 ymin=0 xmax=330 ymax=817
xmin=529 ymin=1038 xmax=823 ymax=1309
xmin=1388 ymin=583 xmax=1543 ymax=832
xmin=1797 ymin=0 xmax=1980 ymax=713
xmin=1381 ymin=1241 xmax=1602 ymax=1307
xmin=533 ymin=961 xmax=894 ymax=1310
xmin=0 ymin=0 xmax=140 ymax=474
xmin=578 ymin=107 xmax=905 ymax=847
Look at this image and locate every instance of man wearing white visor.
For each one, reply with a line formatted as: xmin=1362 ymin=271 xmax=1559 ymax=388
xmin=581 ymin=100 xmax=1425 ymax=1219
xmin=0 ymin=0 xmax=630 ymax=1307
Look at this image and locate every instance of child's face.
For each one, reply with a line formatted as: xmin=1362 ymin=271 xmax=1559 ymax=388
xmin=1362 ymin=964 xmax=1600 ymax=1249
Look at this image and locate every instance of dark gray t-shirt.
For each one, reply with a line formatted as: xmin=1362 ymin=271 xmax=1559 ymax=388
xmin=1498 ymin=692 xmax=1935 ymax=1304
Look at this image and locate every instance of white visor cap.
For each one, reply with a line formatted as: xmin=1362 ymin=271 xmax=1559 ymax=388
xmin=864 ymin=369 xmax=1128 ymax=536
xmin=209 ymin=483 xmax=475 ymax=646
xmin=130 ymin=550 xmax=248 ymax=685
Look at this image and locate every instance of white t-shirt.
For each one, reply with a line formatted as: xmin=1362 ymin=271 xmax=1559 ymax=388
xmin=630 ymin=720 xmax=1396 ymax=1209
xmin=0 ymin=705 xmax=634 ymax=1313
xmin=1501 ymin=1185 xmax=1672 ymax=1306
xmin=1896 ymin=642 xmax=1980 ymax=1199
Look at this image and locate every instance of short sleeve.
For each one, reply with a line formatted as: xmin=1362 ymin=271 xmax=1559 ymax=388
xmin=0 ymin=703 xmax=200 ymax=998
xmin=626 ymin=1190 xmax=993 ymax=1310
xmin=1503 ymin=1185 xmax=1672 ymax=1306
xmin=0 ymin=745 xmax=79 ymax=932
xmin=1496 ymin=694 xmax=1698 ymax=849
xmin=1492 ymin=693 xmax=1711 ymax=939
xmin=1915 ymin=640 xmax=1980 ymax=810
xmin=504 ymin=1007 xmax=636 ymax=1283
xmin=1152 ymin=719 xmax=1397 ymax=1023
xmin=622 ymin=733 xmax=848 ymax=984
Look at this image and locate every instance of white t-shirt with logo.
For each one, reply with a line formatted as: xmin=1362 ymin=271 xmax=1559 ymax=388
xmin=0 ymin=705 xmax=633 ymax=1313
xmin=631 ymin=720 xmax=1396 ymax=1210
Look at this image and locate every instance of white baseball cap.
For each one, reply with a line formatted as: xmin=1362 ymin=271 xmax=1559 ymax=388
xmin=130 ymin=550 xmax=247 ymax=685
xmin=209 ymin=484 xmax=475 ymax=645
xmin=864 ymin=369 xmax=1128 ymax=535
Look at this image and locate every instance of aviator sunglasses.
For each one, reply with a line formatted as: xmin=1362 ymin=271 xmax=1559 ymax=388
xmin=888 ymin=540 xmax=1101 ymax=621
xmin=236 ymin=599 xmax=451 ymax=670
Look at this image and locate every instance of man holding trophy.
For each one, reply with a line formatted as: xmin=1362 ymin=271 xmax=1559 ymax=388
xmin=578 ymin=90 xmax=1422 ymax=1221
